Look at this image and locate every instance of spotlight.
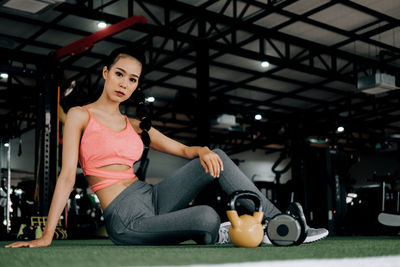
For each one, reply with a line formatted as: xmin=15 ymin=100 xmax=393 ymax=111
xmin=255 ymin=114 xmax=262 ymax=120
xmin=145 ymin=96 xmax=155 ymax=103
xmin=261 ymin=61 xmax=270 ymax=68
xmin=0 ymin=73 xmax=8 ymax=79
xmin=337 ymin=126 xmax=345 ymax=133
xmin=64 ymin=80 xmax=76 ymax=97
xmin=4 ymin=143 xmax=9 ymax=147
xmin=97 ymin=21 xmax=107 ymax=29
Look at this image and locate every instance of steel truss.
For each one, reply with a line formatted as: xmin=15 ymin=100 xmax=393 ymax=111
xmin=0 ymin=0 xmax=399 ymax=153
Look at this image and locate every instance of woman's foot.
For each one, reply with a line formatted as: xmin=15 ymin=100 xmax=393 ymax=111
xmin=263 ymin=202 xmax=329 ymax=244
xmin=216 ymin=221 xmax=231 ymax=244
xmin=262 ymin=226 xmax=329 ymax=244
xmin=217 ymin=202 xmax=329 ymax=245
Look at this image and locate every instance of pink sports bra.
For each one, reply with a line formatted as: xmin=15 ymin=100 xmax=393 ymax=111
xmin=79 ymin=106 xmax=144 ymax=192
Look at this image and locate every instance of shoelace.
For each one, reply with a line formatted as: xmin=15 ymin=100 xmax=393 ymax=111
xmin=217 ymin=226 xmax=230 ymax=244
xmin=262 ymin=234 xmax=272 ymax=244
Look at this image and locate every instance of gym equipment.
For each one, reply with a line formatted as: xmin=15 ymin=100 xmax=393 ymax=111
xmin=291 ymin=146 xmax=353 ymax=235
xmin=376 ymin=172 xmax=400 ymax=227
xmin=271 ymin=151 xmax=292 ymax=204
xmin=66 ymin=177 xmax=103 ymax=238
xmin=226 ymin=190 xmax=264 ymax=248
xmin=266 ymin=202 xmax=306 ymax=246
xmin=134 ymin=93 xmax=151 ymax=181
xmin=378 ymin=213 xmax=400 ymax=227
xmin=17 ymin=216 xmax=67 ymax=240
xmin=35 ymin=15 xmax=148 ymax=217
xmin=0 ymin=139 xmax=12 ymax=233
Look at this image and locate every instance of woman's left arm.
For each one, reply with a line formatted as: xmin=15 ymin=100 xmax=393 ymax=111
xmin=148 ymin=126 xmax=224 ymax=178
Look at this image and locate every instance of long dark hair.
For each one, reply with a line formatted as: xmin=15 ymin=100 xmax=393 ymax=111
xmin=105 ymin=46 xmax=146 ymax=75
xmin=106 ymin=46 xmax=151 ymax=180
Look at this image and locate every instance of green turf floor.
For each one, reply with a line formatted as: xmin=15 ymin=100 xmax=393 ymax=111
xmin=1 ymin=236 xmax=399 ymax=267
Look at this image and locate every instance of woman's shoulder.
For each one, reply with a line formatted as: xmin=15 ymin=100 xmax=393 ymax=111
xmin=127 ymin=117 xmax=141 ymax=134
xmin=66 ymin=106 xmax=88 ymax=117
xmin=65 ymin=106 xmax=90 ymax=126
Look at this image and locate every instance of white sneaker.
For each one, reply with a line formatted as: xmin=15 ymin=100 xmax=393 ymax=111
xmin=286 ymin=202 xmax=329 ymax=244
xmin=304 ymin=227 xmax=329 ymax=243
xmin=216 ymin=221 xmax=231 ymax=244
xmin=262 ymin=230 xmax=272 ymax=244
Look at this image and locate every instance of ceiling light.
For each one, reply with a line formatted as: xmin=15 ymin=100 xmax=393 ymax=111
xmin=0 ymin=73 xmax=9 ymax=79
xmin=255 ymin=114 xmax=262 ymax=120
xmin=261 ymin=61 xmax=270 ymax=68
xmin=145 ymin=96 xmax=155 ymax=103
xmin=337 ymin=126 xmax=345 ymax=133
xmin=97 ymin=21 xmax=107 ymax=29
xmin=64 ymin=80 xmax=76 ymax=97
xmin=212 ymin=114 xmax=238 ymax=130
xmin=4 ymin=143 xmax=9 ymax=147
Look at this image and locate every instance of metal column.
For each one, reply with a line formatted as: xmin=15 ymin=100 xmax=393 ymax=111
xmin=6 ymin=141 xmax=11 ymax=233
xmin=1 ymin=140 xmax=12 ymax=233
xmin=196 ymin=19 xmax=210 ymax=146
xmin=38 ymin=56 xmax=60 ymax=216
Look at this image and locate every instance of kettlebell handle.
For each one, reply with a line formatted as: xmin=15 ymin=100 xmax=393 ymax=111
xmin=227 ymin=190 xmax=262 ymax=213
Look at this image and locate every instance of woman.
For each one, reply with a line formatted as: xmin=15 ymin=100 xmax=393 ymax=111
xmin=6 ymin=46 xmax=327 ymax=247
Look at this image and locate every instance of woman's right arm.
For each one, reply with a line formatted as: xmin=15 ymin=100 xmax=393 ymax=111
xmin=5 ymin=107 xmax=86 ymax=248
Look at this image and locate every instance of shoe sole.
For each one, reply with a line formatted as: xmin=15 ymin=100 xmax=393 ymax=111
xmin=304 ymin=230 xmax=329 ymax=244
xmin=263 ymin=230 xmax=329 ymax=245
xmin=288 ymin=203 xmax=330 ymax=244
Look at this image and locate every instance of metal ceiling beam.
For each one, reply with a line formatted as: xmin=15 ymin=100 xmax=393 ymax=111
xmin=51 ymin=2 xmax=398 ymax=142
xmin=54 ymin=1 xmax=398 ymax=91
xmin=0 ymin=0 xmax=398 ymax=149
xmin=0 ymin=11 xmax=130 ymax=50
xmin=274 ymin=7 xmax=400 ymax=55
xmin=271 ymin=1 xmax=337 ymax=31
xmin=332 ymin=21 xmax=400 ymax=53
xmin=133 ymin=0 xmax=399 ymax=124
xmin=144 ymin=0 xmax=398 ymax=73
xmin=0 ymin=33 xmax=59 ymax=52
xmin=154 ymin=63 xmax=331 ymax=108
xmin=0 ymin=47 xmax=45 ymax=64
xmin=15 ymin=13 xmax=69 ymax=51
xmin=208 ymin=40 xmax=355 ymax=83
xmin=311 ymin=86 xmax=400 ymax=122
xmin=338 ymin=0 xmax=399 ymax=24
xmin=145 ymin=36 xmax=351 ymax=108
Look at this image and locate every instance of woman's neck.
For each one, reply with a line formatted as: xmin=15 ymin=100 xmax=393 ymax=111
xmin=91 ymin=95 xmax=121 ymax=116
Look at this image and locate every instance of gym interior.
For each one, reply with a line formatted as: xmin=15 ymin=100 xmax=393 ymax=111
xmin=0 ymin=0 xmax=399 ymax=266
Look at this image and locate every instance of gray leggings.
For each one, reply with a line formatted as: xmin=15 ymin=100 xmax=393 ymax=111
xmin=103 ymin=149 xmax=281 ymax=245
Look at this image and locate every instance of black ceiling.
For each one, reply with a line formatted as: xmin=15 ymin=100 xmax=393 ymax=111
xmin=0 ymin=0 xmax=399 ymax=154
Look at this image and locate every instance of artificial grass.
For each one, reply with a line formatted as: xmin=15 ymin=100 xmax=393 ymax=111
xmin=1 ymin=236 xmax=399 ymax=267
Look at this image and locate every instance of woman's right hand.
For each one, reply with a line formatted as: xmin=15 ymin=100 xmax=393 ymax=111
xmin=5 ymin=237 xmax=52 ymax=248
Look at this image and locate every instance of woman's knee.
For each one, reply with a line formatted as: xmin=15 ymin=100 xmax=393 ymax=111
xmin=194 ymin=205 xmax=220 ymax=227
xmin=212 ymin=148 xmax=224 ymax=155
xmin=212 ymin=148 xmax=229 ymax=162
xmin=192 ymin=205 xmax=220 ymax=244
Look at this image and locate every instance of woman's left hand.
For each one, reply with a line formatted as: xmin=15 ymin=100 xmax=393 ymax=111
xmin=198 ymin=147 xmax=224 ymax=178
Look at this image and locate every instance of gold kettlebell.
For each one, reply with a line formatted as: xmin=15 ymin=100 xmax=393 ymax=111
xmin=226 ymin=190 xmax=264 ymax=247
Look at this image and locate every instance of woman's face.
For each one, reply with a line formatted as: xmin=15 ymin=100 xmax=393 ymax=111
xmin=102 ymin=55 xmax=142 ymax=102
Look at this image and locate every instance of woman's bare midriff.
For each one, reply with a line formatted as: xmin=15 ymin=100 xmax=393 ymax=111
xmin=86 ymin=164 xmax=139 ymax=210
